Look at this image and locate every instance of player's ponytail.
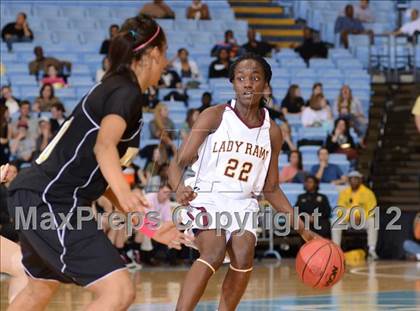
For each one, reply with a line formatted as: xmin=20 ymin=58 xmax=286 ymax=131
xmin=104 ymin=14 xmax=166 ymax=81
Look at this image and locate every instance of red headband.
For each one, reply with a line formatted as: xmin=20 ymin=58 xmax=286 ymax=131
xmin=133 ymin=26 xmax=161 ymax=52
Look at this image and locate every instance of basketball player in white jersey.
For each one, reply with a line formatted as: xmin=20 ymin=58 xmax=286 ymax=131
xmin=169 ymin=53 xmax=318 ymax=311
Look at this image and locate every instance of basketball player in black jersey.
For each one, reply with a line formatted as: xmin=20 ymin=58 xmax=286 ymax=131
xmin=6 ymin=15 xmax=191 ymax=311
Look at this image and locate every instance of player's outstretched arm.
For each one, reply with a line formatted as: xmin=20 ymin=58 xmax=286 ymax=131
xmin=168 ymin=106 xmax=225 ymax=205
xmin=94 ymin=115 xmax=148 ymax=214
xmin=262 ymin=120 xmax=319 ymax=242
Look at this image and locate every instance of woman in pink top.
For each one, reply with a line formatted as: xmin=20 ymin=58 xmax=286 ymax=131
xmin=41 ymin=64 xmax=67 ymax=88
xmin=279 ymin=150 xmax=304 ymax=183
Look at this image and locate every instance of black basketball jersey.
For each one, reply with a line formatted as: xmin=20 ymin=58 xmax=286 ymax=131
xmin=9 ymin=74 xmax=144 ymax=204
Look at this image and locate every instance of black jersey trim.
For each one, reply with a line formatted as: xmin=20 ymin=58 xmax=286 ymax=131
xmin=82 ymin=83 xmax=101 ymax=129
xmin=120 ymin=118 xmax=143 ymax=142
xmin=60 ymin=165 xmax=100 ymax=273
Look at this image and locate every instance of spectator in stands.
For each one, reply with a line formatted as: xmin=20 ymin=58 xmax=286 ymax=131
xmin=145 ymin=162 xmax=169 ymax=193
xmin=29 ymin=46 xmax=72 ymax=79
xmin=391 ymin=9 xmax=420 ymax=40
xmin=36 ymin=83 xmax=60 ymax=112
xmin=208 ymin=47 xmax=232 ymax=79
xmin=334 ymin=85 xmax=367 ymax=137
xmin=333 ymin=170 xmax=378 ymax=259
xmin=211 ymin=30 xmax=241 ymax=58
xmin=263 ymin=85 xmax=279 ymax=108
xmin=31 ymin=99 xmax=42 ymax=118
xmin=1 ymin=12 xmax=33 ymax=52
xmin=335 ymin=5 xmax=372 ymax=48
xmin=34 ymin=118 xmax=53 ymax=159
xmin=181 ymin=109 xmax=199 ymax=142
xmin=279 ymin=122 xmax=296 ymax=154
xmin=140 ymin=0 xmax=175 ymax=19
xmin=279 ymin=150 xmax=305 ymax=183
xmin=307 ymin=83 xmax=329 ymax=107
xmin=311 ymin=147 xmax=347 ymax=184
xmin=354 ymin=0 xmax=375 ymax=23
xmin=41 ymin=64 xmax=67 ymax=89
xmin=11 ymin=101 xmax=38 ymax=140
xmin=262 ymin=85 xmax=285 ymax=122
xmin=172 ymin=48 xmax=201 ymax=83
xmin=146 ymin=183 xmax=180 ymax=265
xmin=158 ymin=65 xmax=188 ymax=105
xmin=96 ymin=56 xmax=110 ymax=83
xmin=149 ymin=103 xmax=176 ymax=162
xmin=10 ymin=121 xmax=35 ymax=166
xmin=146 ymin=184 xmax=172 ymax=221
xmin=145 ymin=146 xmax=162 ymax=179
xmin=281 ymin=84 xmax=305 ymax=115
xmin=295 ymin=175 xmax=331 ymax=238
xmin=198 ymin=92 xmax=212 ymax=112
xmin=0 ymin=63 xmax=5 ymax=76
xmin=301 ymin=94 xmax=333 ymax=128
xmin=412 ymin=96 xmax=420 ymax=133
xmin=403 ymin=213 xmax=420 ymax=261
xmin=326 ymin=118 xmax=358 ymax=161
xmin=0 ymin=86 xmax=20 ymax=115
xmin=143 ymin=86 xmax=160 ymax=110
xmin=242 ymin=29 xmax=275 ymax=57
xmin=186 ymin=0 xmax=210 ymax=20
xmin=100 ymin=24 xmax=119 ymax=55
xmin=293 ymin=27 xmax=328 ymax=64
xmin=49 ymin=102 xmax=66 ymax=135
xmin=0 ymin=106 xmax=11 ymax=165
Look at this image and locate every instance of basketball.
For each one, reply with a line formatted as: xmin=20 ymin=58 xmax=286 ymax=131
xmin=296 ymin=239 xmax=345 ymax=289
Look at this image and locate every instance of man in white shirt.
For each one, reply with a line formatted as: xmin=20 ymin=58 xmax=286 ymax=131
xmin=354 ymin=0 xmax=375 ymax=23
xmin=393 ymin=9 xmax=420 ymax=37
xmin=301 ymin=94 xmax=333 ymax=127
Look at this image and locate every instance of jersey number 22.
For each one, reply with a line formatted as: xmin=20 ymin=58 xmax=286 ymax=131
xmin=224 ymin=158 xmax=253 ymax=182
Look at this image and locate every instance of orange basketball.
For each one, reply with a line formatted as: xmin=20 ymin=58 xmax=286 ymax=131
xmin=296 ymin=239 xmax=345 ymax=289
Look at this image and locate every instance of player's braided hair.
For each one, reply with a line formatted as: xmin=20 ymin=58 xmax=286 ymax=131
xmin=228 ymin=53 xmax=272 ymax=84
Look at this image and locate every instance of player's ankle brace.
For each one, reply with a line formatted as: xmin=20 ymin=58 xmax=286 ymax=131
xmin=229 ymin=264 xmax=253 ymax=273
xmin=196 ymin=258 xmax=216 ymax=274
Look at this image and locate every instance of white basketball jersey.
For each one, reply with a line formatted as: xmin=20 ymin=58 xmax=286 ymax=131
xmin=185 ymin=100 xmax=272 ymax=200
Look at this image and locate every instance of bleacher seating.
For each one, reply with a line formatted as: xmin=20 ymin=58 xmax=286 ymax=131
xmin=0 ymin=0 xmax=381 ymax=206
xmin=289 ymin=0 xmax=420 ymax=72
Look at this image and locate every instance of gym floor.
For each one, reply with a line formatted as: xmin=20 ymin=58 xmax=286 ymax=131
xmin=1 ymin=260 xmax=419 ymax=310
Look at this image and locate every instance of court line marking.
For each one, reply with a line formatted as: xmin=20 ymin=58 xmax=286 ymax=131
xmin=349 ymin=264 xmax=420 ymax=280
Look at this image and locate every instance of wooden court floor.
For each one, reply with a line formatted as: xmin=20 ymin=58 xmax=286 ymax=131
xmin=1 ymin=259 xmax=419 ymax=310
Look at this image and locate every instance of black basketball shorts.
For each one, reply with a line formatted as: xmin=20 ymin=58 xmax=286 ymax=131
xmin=8 ymin=189 xmax=125 ymax=287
